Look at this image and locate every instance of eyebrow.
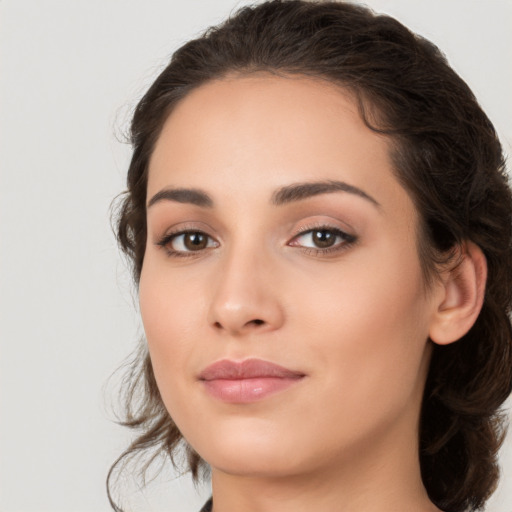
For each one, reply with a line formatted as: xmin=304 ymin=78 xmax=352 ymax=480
xmin=147 ymin=188 xmax=213 ymax=208
xmin=271 ymin=180 xmax=380 ymax=208
xmin=147 ymin=179 xmax=380 ymax=209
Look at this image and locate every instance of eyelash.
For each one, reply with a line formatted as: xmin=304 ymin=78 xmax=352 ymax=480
xmin=156 ymin=229 xmax=219 ymax=258
xmin=289 ymin=225 xmax=357 ymax=256
xmin=155 ymin=225 xmax=357 ymax=259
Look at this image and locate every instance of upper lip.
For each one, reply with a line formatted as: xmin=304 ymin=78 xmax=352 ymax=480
xmin=199 ymin=358 xmax=305 ymax=381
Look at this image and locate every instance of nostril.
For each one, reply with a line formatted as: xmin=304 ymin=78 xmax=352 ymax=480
xmin=211 ymin=318 xmax=266 ymax=332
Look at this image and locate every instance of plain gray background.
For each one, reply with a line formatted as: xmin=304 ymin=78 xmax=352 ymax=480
xmin=1 ymin=1 xmax=511 ymax=511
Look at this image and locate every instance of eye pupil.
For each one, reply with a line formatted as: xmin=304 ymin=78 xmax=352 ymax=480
xmin=184 ymin=232 xmax=208 ymax=250
xmin=313 ymin=230 xmax=336 ymax=248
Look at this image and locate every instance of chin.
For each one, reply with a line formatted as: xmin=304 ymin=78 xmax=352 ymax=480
xmin=187 ymin=421 xmax=310 ymax=477
xmin=206 ymin=451 xmax=307 ymax=479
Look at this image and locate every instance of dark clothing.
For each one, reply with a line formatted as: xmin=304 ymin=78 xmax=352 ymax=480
xmin=199 ymin=498 xmax=213 ymax=512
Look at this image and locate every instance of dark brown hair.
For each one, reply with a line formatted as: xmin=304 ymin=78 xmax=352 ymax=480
xmin=109 ymin=2 xmax=512 ymax=511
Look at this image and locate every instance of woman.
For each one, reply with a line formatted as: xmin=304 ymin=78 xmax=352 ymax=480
xmin=109 ymin=1 xmax=512 ymax=511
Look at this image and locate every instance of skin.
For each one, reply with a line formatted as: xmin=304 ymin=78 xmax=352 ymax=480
xmin=139 ymin=74 xmax=470 ymax=512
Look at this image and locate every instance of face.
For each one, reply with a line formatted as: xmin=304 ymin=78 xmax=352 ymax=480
xmin=140 ymin=74 xmax=440 ymax=479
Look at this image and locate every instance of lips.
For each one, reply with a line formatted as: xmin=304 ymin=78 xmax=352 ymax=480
xmin=198 ymin=358 xmax=305 ymax=403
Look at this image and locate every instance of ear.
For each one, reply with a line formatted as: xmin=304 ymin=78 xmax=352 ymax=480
xmin=429 ymin=241 xmax=487 ymax=346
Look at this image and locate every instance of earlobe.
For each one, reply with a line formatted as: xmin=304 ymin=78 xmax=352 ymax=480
xmin=429 ymin=241 xmax=487 ymax=346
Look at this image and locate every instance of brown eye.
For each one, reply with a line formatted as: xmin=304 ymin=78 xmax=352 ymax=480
xmin=289 ymin=226 xmax=356 ymax=253
xmin=311 ymin=230 xmax=337 ymax=248
xmin=183 ymin=232 xmax=209 ymax=250
xmin=157 ymin=230 xmax=218 ymax=255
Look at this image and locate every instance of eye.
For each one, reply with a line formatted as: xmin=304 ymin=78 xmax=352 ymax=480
xmin=289 ymin=227 xmax=356 ymax=253
xmin=157 ymin=230 xmax=219 ymax=256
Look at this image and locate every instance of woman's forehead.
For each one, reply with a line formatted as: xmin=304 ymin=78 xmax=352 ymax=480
xmin=148 ymin=75 xmax=399 ymax=200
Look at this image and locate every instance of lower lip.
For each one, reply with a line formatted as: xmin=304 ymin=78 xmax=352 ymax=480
xmin=202 ymin=376 xmax=303 ymax=403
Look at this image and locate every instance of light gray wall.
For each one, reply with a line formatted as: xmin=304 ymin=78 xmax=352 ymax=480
xmin=1 ymin=1 xmax=510 ymax=511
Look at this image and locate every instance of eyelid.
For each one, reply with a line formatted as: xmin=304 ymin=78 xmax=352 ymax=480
xmin=153 ymin=220 xmax=218 ymax=244
xmin=154 ymin=223 xmax=220 ymax=258
xmin=153 ymin=219 xmax=357 ymax=258
xmin=290 ymin=218 xmax=355 ymax=239
xmin=287 ymin=222 xmax=358 ymax=255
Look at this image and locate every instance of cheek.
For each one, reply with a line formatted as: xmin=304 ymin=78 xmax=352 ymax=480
xmin=294 ymin=240 xmax=432 ymax=408
xmin=139 ymin=253 xmax=206 ymax=338
xmin=139 ymin=266 xmax=207 ymax=440
xmin=293 ymin=236 xmax=428 ymax=336
xmin=138 ymin=257 xmax=203 ymax=393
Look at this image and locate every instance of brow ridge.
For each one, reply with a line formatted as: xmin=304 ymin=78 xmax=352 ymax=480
xmin=147 ymin=180 xmax=379 ymax=210
xmin=271 ymin=180 xmax=380 ymax=207
xmin=147 ymin=188 xmax=213 ymax=208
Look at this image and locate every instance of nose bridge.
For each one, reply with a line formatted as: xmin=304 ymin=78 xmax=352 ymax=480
xmin=208 ymin=234 xmax=283 ymax=335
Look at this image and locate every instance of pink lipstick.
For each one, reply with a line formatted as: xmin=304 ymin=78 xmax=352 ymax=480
xmin=198 ymin=358 xmax=305 ymax=403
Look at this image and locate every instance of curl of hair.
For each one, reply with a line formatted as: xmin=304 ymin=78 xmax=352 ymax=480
xmin=109 ymin=2 xmax=512 ymax=511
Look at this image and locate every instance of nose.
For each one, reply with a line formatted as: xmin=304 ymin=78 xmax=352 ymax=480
xmin=207 ymin=244 xmax=285 ymax=336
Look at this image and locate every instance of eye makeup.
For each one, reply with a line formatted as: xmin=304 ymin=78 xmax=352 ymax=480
xmin=288 ymin=224 xmax=357 ymax=257
xmin=154 ymin=221 xmax=358 ymax=259
xmin=156 ymin=228 xmax=219 ymax=258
